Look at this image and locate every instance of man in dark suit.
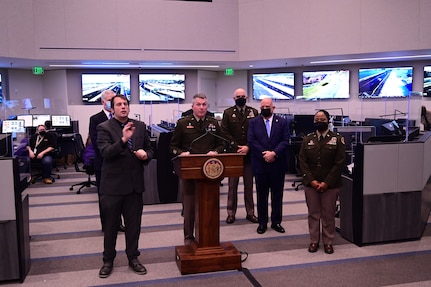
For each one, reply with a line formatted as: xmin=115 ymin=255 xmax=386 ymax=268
xmin=248 ymin=97 xmax=290 ymax=235
xmin=170 ymin=93 xmax=225 ymax=245
xmin=96 ymin=95 xmax=154 ymax=278
xmin=89 ymin=90 xmax=124 ymax=232
xmin=221 ymin=88 xmax=259 ymax=224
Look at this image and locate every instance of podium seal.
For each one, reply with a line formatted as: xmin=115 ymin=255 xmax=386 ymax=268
xmin=202 ymin=158 xmax=224 ymax=180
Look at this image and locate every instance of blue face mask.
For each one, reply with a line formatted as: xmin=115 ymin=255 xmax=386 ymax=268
xmin=104 ymin=101 xmax=111 ymax=111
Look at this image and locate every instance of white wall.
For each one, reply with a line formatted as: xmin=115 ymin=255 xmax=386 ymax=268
xmin=0 ymin=0 xmax=430 ymax=64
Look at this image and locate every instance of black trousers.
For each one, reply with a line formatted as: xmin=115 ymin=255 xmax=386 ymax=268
xmin=254 ymin=171 xmax=285 ymax=226
xmin=101 ymin=192 xmax=143 ymax=263
xmin=96 ymin=169 xmax=122 ymax=231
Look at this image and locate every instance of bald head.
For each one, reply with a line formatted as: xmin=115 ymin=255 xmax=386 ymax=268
xmin=260 ymin=97 xmax=274 ymax=119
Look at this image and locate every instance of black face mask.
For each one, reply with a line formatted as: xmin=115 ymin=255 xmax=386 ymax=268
xmin=261 ymin=108 xmax=271 ymax=118
xmin=314 ymin=122 xmax=328 ymax=132
xmin=235 ymin=97 xmax=246 ymax=107
xmin=38 ymin=130 xmax=47 ymax=136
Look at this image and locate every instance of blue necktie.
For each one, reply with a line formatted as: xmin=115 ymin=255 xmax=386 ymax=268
xmin=127 ymin=137 xmax=133 ymax=151
xmin=265 ymin=119 xmax=271 ymax=137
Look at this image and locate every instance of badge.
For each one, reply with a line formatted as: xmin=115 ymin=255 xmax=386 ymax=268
xmin=328 ymin=137 xmax=337 ymax=145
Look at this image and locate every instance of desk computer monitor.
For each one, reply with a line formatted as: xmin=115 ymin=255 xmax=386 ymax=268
xmin=17 ymin=114 xmax=33 ymax=127
xmin=32 ymin=114 xmax=51 ymax=127
xmin=381 ymin=120 xmax=402 ymax=136
xmin=334 ymin=126 xmax=376 ymax=151
xmin=293 ymin=114 xmax=315 ymax=137
xmin=51 ymin=115 xmax=71 ymax=127
xmin=1 ymin=119 xmax=26 ymax=134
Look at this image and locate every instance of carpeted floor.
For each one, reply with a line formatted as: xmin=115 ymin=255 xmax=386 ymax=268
xmin=4 ymin=168 xmax=431 ymax=287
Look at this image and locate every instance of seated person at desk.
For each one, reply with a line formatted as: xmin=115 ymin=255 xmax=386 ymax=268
xmin=26 ymin=124 xmax=55 ymax=184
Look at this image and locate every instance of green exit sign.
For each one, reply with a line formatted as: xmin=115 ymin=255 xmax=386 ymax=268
xmin=225 ymin=68 xmax=234 ymax=76
xmin=32 ymin=66 xmax=44 ymax=75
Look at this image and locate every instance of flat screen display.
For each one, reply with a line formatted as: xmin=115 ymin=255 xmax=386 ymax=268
xmin=359 ymin=67 xmax=413 ymax=98
xmin=17 ymin=114 xmax=33 ymax=127
xmin=139 ymin=74 xmax=185 ymax=102
xmin=0 ymin=73 xmax=2 ymax=104
xmin=2 ymin=120 xmax=25 ymax=133
xmin=252 ymin=72 xmax=294 ymax=100
xmin=32 ymin=114 xmax=51 ymax=127
xmin=82 ymin=74 xmax=131 ymax=103
xmin=424 ymin=66 xmax=431 ymax=96
xmin=51 ymin=115 xmax=71 ymax=127
xmin=299 ymin=70 xmax=350 ymax=100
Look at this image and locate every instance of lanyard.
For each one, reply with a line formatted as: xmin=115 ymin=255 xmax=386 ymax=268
xmin=35 ymin=136 xmax=43 ymax=148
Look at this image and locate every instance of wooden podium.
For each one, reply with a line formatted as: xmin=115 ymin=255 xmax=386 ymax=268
xmin=172 ymin=153 xmax=244 ymax=275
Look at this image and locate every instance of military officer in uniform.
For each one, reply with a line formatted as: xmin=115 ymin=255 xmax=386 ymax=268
xmin=299 ymin=109 xmax=345 ymax=255
xmin=221 ymin=88 xmax=259 ymax=224
xmin=170 ymin=93 xmax=225 ymax=244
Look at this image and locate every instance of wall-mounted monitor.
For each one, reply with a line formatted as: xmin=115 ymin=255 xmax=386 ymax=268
xmin=252 ymin=72 xmax=294 ymax=100
xmin=82 ymin=74 xmax=131 ymax=103
xmin=424 ymin=66 xmax=431 ymax=96
xmin=51 ymin=115 xmax=71 ymax=127
xmin=0 ymin=73 xmax=2 ymax=104
xmin=139 ymin=74 xmax=185 ymax=102
xmin=299 ymin=70 xmax=350 ymax=100
xmin=2 ymin=120 xmax=26 ymax=134
xmin=359 ymin=67 xmax=413 ymax=98
xmin=17 ymin=114 xmax=33 ymax=127
xmin=32 ymin=114 xmax=51 ymax=127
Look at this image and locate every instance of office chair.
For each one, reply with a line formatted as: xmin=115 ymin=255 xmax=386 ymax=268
xmin=290 ymin=136 xmax=304 ymax=191
xmin=69 ymin=133 xmax=97 ymax=194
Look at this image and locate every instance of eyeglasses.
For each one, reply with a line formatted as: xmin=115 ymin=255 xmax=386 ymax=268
xmin=194 ymin=103 xmax=208 ymax=107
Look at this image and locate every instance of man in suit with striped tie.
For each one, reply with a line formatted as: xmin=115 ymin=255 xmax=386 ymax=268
xmin=96 ymin=94 xmax=154 ymax=278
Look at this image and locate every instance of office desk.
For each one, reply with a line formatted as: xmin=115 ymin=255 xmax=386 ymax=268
xmin=143 ymin=159 xmax=160 ymax=204
xmin=340 ymin=132 xmax=431 ymax=245
xmin=0 ymin=157 xmax=30 ymax=283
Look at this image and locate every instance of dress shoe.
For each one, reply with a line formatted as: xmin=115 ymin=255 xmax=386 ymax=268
xmin=308 ymin=243 xmax=319 ymax=253
xmin=43 ymin=178 xmax=53 ymax=184
xmin=257 ymin=224 xmax=267 ymax=234
xmin=99 ymin=262 xmax=113 ymax=278
xmin=271 ymin=223 xmax=285 ymax=233
xmin=129 ymin=258 xmax=147 ymax=275
xmin=324 ymin=244 xmax=334 ymax=254
xmin=118 ymin=224 xmax=126 ymax=232
xmin=226 ymin=215 xmax=235 ymax=224
xmin=246 ymin=214 xmax=258 ymax=223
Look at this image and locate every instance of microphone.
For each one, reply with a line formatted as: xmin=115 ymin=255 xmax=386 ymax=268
xmin=207 ymin=131 xmax=232 ymax=152
xmin=188 ymin=126 xmax=233 ymax=153
xmin=188 ymin=130 xmax=209 ymax=152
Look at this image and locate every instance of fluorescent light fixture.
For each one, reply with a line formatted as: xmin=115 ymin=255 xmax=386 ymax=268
xmin=49 ymin=63 xmax=220 ymax=68
xmin=310 ymin=54 xmax=431 ymax=64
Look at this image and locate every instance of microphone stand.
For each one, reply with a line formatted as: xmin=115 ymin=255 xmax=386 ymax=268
xmin=207 ymin=131 xmax=232 ymax=152
xmin=188 ymin=130 xmax=209 ymax=153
